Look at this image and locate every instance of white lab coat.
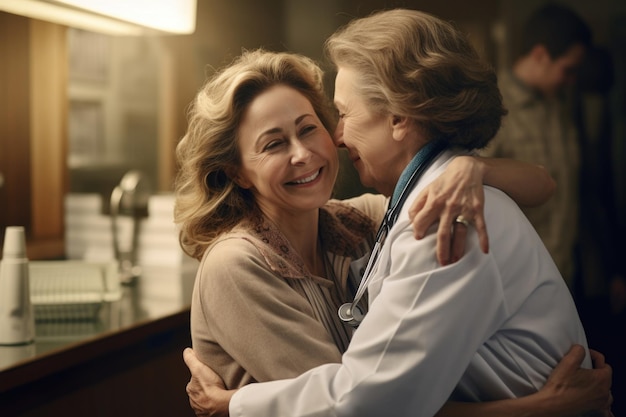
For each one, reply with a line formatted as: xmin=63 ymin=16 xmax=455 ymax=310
xmin=230 ymin=149 xmax=590 ymax=417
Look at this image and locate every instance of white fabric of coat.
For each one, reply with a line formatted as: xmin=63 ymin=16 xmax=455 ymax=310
xmin=230 ymin=149 xmax=590 ymax=417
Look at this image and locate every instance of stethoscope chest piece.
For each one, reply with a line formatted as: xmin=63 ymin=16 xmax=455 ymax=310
xmin=338 ymin=303 xmax=365 ymax=327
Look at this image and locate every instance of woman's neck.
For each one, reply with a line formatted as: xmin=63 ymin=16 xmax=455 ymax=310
xmin=263 ymin=208 xmax=324 ymax=276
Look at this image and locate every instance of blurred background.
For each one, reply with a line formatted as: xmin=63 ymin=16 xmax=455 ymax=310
xmin=0 ymin=0 xmax=624 ymax=413
xmin=2 ymin=0 xmax=624 ymax=255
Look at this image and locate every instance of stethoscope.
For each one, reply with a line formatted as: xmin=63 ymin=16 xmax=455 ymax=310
xmin=338 ymin=140 xmax=447 ymax=328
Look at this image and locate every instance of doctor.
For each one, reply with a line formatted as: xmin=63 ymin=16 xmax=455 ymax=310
xmin=185 ymin=9 xmax=611 ymax=417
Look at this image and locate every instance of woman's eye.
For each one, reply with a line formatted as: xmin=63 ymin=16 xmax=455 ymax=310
xmin=263 ymin=140 xmax=283 ymax=151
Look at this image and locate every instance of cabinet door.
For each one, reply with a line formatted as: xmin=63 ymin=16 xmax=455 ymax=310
xmin=0 ymin=13 xmax=32 ymax=235
xmin=0 ymin=13 xmax=67 ymax=259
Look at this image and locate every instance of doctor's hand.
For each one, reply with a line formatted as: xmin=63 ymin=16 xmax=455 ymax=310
xmin=538 ymin=345 xmax=614 ymax=417
xmin=408 ymin=155 xmax=488 ymax=265
xmin=183 ymin=348 xmax=235 ymax=417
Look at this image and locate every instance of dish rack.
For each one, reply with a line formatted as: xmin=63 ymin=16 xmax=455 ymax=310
xmin=29 ymin=261 xmax=121 ymax=321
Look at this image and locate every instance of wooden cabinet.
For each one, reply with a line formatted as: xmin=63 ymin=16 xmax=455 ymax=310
xmin=0 ymin=13 xmax=68 ymax=259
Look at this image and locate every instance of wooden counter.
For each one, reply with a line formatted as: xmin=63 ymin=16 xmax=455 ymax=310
xmin=0 ymin=267 xmax=196 ymax=417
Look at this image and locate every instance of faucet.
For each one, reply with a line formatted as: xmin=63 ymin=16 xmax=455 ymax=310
xmin=109 ymin=170 xmax=150 ymax=285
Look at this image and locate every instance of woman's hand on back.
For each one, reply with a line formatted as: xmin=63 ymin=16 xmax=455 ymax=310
xmin=408 ymin=156 xmax=488 ymax=265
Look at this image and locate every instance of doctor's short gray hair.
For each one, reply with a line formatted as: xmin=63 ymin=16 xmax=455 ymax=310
xmin=325 ymin=8 xmax=507 ymax=150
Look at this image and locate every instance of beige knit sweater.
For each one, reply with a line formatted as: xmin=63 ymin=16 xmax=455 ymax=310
xmin=190 ymin=194 xmax=386 ymax=389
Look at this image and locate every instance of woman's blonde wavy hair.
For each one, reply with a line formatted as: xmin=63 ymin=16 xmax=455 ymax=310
xmin=325 ymin=9 xmax=506 ymax=149
xmin=174 ymin=49 xmax=336 ymax=260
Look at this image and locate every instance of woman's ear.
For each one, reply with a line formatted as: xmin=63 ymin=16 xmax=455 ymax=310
xmin=226 ymin=167 xmax=251 ymax=189
xmin=235 ymin=177 xmax=252 ymax=189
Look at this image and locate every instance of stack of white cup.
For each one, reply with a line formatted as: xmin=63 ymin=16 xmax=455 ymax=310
xmin=0 ymin=226 xmax=35 ymax=345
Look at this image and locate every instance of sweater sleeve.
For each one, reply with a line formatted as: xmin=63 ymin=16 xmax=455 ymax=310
xmin=338 ymin=193 xmax=388 ymax=226
xmin=191 ymin=237 xmax=343 ymax=388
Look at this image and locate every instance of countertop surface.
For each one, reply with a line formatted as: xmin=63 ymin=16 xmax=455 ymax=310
xmin=0 ymin=264 xmax=196 ymax=392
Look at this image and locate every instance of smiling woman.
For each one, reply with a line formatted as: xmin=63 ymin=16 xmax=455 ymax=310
xmin=174 ymin=49 xmax=385 ymax=388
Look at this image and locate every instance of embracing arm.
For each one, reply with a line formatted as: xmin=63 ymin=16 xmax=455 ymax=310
xmin=345 ymin=156 xmax=555 ymax=265
xmin=408 ymin=155 xmax=556 ymax=264
xmin=477 ymin=156 xmax=556 ymax=207
xmin=436 ymin=346 xmax=614 ymax=417
xmin=184 ymin=348 xmax=234 ymax=417
xmin=182 ymin=345 xmax=613 ymax=417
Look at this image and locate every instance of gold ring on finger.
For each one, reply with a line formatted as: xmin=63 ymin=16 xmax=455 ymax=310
xmin=454 ymin=215 xmax=470 ymax=227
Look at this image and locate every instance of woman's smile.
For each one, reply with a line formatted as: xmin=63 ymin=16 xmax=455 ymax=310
xmin=287 ymin=168 xmax=323 ymax=186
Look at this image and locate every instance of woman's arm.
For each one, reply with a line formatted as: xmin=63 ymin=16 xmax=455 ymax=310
xmin=478 ymin=156 xmax=556 ymax=207
xmin=435 ymin=345 xmax=614 ymax=417
xmin=408 ymin=156 xmax=556 ymax=265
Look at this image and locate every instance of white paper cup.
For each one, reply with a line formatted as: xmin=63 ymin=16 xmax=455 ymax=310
xmin=2 ymin=226 xmax=26 ymax=259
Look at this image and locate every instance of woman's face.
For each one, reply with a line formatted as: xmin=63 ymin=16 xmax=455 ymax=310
xmin=333 ymin=66 xmax=400 ymax=196
xmin=236 ymin=84 xmax=339 ymax=219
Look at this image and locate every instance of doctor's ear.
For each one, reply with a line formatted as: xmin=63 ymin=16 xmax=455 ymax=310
xmin=390 ymin=115 xmax=412 ymax=142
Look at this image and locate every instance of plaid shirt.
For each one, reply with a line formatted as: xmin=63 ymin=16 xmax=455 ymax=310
xmin=482 ymin=71 xmax=581 ymax=286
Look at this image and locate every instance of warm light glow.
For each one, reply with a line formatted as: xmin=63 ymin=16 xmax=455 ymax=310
xmin=0 ymin=0 xmax=197 ymax=35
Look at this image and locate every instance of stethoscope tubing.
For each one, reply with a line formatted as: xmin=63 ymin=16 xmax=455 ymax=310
xmin=338 ymin=141 xmax=447 ymax=327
